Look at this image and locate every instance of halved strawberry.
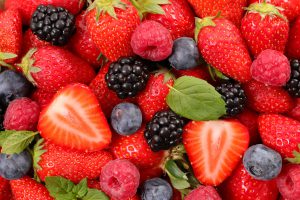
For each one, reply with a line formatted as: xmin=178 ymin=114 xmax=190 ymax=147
xmin=38 ymin=83 xmax=112 ymax=151
xmin=183 ymin=120 xmax=249 ymax=186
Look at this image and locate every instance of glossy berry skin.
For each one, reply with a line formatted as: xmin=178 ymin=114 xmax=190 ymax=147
xmin=219 ymin=163 xmax=279 ymax=200
xmin=287 ymin=16 xmax=300 ymax=59
xmin=111 ymin=103 xmax=142 ymax=136
xmin=185 ymin=185 xmax=221 ymax=200
xmin=288 ymin=98 xmax=300 ymax=121
xmin=276 ymin=164 xmax=300 ymax=200
xmin=31 ymin=89 xmax=55 ymax=110
xmin=141 ymin=178 xmax=172 ymax=200
xmin=243 ymin=144 xmax=282 ymax=180
xmin=0 ymin=176 xmax=12 ymax=199
xmin=168 ymin=37 xmax=200 ymax=70
xmin=0 ymin=151 xmax=32 ymax=180
xmin=22 ymin=30 xmax=50 ymax=56
xmin=173 ymin=65 xmax=211 ymax=82
xmin=100 ymin=159 xmax=140 ymax=200
xmin=286 ymin=59 xmax=300 ymax=97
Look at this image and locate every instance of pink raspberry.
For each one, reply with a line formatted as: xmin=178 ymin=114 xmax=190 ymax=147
xmin=185 ymin=185 xmax=221 ymax=200
xmin=276 ymin=164 xmax=300 ymax=200
xmin=100 ymin=159 xmax=140 ymax=200
xmin=4 ymin=97 xmax=40 ymax=131
xmin=251 ymin=49 xmax=290 ymax=86
xmin=131 ymin=20 xmax=173 ymax=61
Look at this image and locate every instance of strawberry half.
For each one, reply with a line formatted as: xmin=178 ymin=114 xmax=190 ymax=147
xmin=38 ymin=83 xmax=112 ymax=151
xmin=183 ymin=120 xmax=249 ymax=186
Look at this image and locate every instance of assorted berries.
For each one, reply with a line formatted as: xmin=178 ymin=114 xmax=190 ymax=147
xmin=286 ymin=59 xmax=300 ymax=97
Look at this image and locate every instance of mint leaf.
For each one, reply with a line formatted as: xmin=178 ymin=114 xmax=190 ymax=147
xmin=45 ymin=176 xmax=76 ymax=200
xmin=166 ymin=76 xmax=226 ymax=121
xmin=83 ymin=189 xmax=109 ymax=200
xmin=1 ymin=131 xmax=38 ymax=154
xmin=72 ymin=178 xmax=88 ymax=198
xmin=169 ymin=175 xmax=190 ymax=190
xmin=165 ymin=160 xmax=188 ymax=180
xmin=0 ymin=130 xmax=15 ymax=146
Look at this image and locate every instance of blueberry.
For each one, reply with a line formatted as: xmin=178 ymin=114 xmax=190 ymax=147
xmin=141 ymin=178 xmax=173 ymax=200
xmin=0 ymin=70 xmax=32 ymax=108
xmin=111 ymin=103 xmax=142 ymax=136
xmin=168 ymin=37 xmax=200 ymax=70
xmin=0 ymin=150 xmax=32 ymax=180
xmin=243 ymin=144 xmax=282 ymax=180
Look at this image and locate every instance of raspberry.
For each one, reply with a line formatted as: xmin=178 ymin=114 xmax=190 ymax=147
xmin=4 ymin=98 xmax=40 ymax=131
xmin=131 ymin=20 xmax=173 ymax=61
xmin=100 ymin=159 xmax=140 ymax=200
xmin=250 ymin=49 xmax=290 ymax=86
xmin=276 ymin=164 xmax=300 ymax=200
xmin=185 ymin=185 xmax=221 ymax=200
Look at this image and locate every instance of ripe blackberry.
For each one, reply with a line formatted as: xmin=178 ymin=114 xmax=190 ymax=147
xmin=105 ymin=57 xmax=149 ymax=99
xmin=144 ymin=110 xmax=185 ymax=152
xmin=286 ymin=59 xmax=300 ymax=97
xmin=30 ymin=5 xmax=75 ymax=46
xmin=216 ymin=81 xmax=246 ymax=116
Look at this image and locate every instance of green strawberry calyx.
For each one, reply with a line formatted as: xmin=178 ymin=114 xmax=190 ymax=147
xmin=33 ymin=138 xmax=47 ymax=182
xmin=286 ymin=144 xmax=300 ymax=164
xmin=0 ymin=52 xmax=17 ymax=69
xmin=194 ymin=13 xmax=221 ymax=42
xmin=129 ymin=0 xmax=170 ymax=20
xmin=154 ymin=67 xmax=176 ymax=84
xmin=87 ymin=0 xmax=127 ymax=20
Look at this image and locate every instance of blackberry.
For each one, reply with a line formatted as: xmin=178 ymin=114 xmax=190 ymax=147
xmin=216 ymin=81 xmax=246 ymax=116
xmin=286 ymin=59 xmax=300 ymax=97
xmin=105 ymin=57 xmax=149 ymax=99
xmin=144 ymin=110 xmax=185 ymax=152
xmin=30 ymin=5 xmax=75 ymax=46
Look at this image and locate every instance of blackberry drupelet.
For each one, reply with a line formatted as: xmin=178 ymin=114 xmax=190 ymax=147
xmin=105 ymin=57 xmax=150 ymax=99
xmin=144 ymin=110 xmax=185 ymax=152
xmin=30 ymin=5 xmax=75 ymax=46
xmin=216 ymin=81 xmax=246 ymax=116
xmin=286 ymin=59 xmax=300 ymax=97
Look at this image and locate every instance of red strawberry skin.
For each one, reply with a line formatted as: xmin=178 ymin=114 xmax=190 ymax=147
xmin=0 ymin=8 xmax=22 ymax=64
xmin=10 ymin=176 xmax=54 ymax=200
xmin=0 ymin=176 xmax=12 ymax=200
xmin=241 ymin=12 xmax=289 ymax=57
xmin=288 ymin=98 xmax=300 ymax=121
xmin=31 ymin=89 xmax=55 ymax=110
xmin=37 ymin=141 xmax=113 ymax=183
xmin=219 ymin=163 xmax=278 ymax=200
xmin=287 ymin=15 xmax=300 ymax=59
xmin=258 ymin=114 xmax=300 ymax=158
xmin=244 ymin=80 xmax=294 ymax=113
xmin=86 ymin=0 xmax=140 ymax=61
xmin=146 ymin=0 xmax=195 ymax=40
xmin=22 ymin=30 xmax=50 ymax=56
xmin=197 ymin=18 xmax=252 ymax=83
xmin=173 ymin=65 xmax=211 ymax=82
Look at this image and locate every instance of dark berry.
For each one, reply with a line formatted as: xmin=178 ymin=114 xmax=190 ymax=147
xmin=0 ymin=150 xmax=32 ymax=180
xmin=216 ymin=81 xmax=246 ymax=116
xmin=144 ymin=110 xmax=185 ymax=152
xmin=30 ymin=5 xmax=75 ymax=46
xmin=286 ymin=59 xmax=300 ymax=97
xmin=141 ymin=178 xmax=173 ymax=200
xmin=105 ymin=57 xmax=149 ymax=99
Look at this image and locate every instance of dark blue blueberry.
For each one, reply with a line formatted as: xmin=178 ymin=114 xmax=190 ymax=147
xmin=168 ymin=37 xmax=200 ymax=70
xmin=243 ymin=144 xmax=282 ymax=180
xmin=0 ymin=151 xmax=32 ymax=180
xmin=111 ymin=103 xmax=142 ymax=136
xmin=141 ymin=178 xmax=173 ymax=200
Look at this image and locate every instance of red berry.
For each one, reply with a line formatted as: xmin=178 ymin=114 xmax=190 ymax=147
xmin=251 ymin=49 xmax=290 ymax=86
xmin=100 ymin=159 xmax=140 ymax=200
xmin=4 ymin=97 xmax=40 ymax=131
xmin=288 ymin=98 xmax=300 ymax=121
xmin=22 ymin=30 xmax=49 ymax=56
xmin=31 ymin=89 xmax=55 ymax=110
xmin=185 ymin=185 xmax=221 ymax=200
xmin=0 ymin=176 xmax=12 ymax=200
xmin=287 ymin=15 xmax=300 ymax=59
xmin=276 ymin=164 xmax=300 ymax=200
xmin=131 ymin=20 xmax=173 ymax=61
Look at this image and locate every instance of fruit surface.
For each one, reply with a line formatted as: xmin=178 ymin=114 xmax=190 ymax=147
xmin=22 ymin=30 xmax=50 ymax=56
xmin=0 ymin=176 xmax=12 ymax=199
xmin=287 ymin=16 xmax=300 ymax=59
xmin=185 ymin=185 xmax=221 ymax=200
xmin=141 ymin=178 xmax=173 ymax=200
xmin=286 ymin=59 xmax=300 ymax=97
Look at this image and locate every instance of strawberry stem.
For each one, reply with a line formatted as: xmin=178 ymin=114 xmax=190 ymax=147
xmin=194 ymin=16 xmax=217 ymax=42
xmin=129 ymin=0 xmax=170 ymax=20
xmin=87 ymin=0 xmax=127 ymax=20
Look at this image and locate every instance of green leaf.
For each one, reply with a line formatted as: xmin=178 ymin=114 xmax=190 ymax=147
xmin=32 ymin=139 xmax=46 ymax=182
xmin=83 ymin=189 xmax=109 ymax=200
xmin=286 ymin=144 xmax=300 ymax=164
xmin=130 ymin=0 xmax=170 ymax=19
xmin=165 ymin=160 xmax=188 ymax=180
xmin=1 ymin=131 xmax=39 ymax=154
xmin=168 ymin=174 xmax=190 ymax=190
xmin=0 ymin=52 xmax=17 ymax=60
xmin=166 ymin=76 xmax=226 ymax=121
xmin=208 ymin=65 xmax=229 ymax=81
xmin=45 ymin=176 xmax=77 ymax=200
xmin=72 ymin=178 xmax=88 ymax=198
xmin=0 ymin=130 xmax=16 ymax=146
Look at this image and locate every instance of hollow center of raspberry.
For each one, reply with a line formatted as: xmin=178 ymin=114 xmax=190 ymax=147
xmin=146 ymin=45 xmax=157 ymax=51
xmin=285 ymin=175 xmax=294 ymax=191
xmin=108 ymin=176 xmax=121 ymax=190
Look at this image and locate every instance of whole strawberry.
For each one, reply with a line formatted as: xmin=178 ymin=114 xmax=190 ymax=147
xmin=22 ymin=30 xmax=50 ymax=57
xmin=86 ymin=0 xmax=140 ymax=61
xmin=241 ymin=2 xmax=289 ymax=57
xmin=195 ymin=16 xmax=252 ymax=83
xmin=35 ymin=140 xmax=113 ymax=183
xmin=18 ymin=46 xmax=96 ymax=93
xmin=287 ymin=15 xmax=300 ymax=59
xmin=187 ymin=0 xmax=247 ymax=26
xmin=31 ymin=89 xmax=55 ymax=110
xmin=219 ymin=163 xmax=278 ymax=200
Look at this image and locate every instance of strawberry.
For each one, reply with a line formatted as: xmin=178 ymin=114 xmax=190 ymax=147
xmin=195 ymin=16 xmax=252 ymax=83
xmin=183 ymin=120 xmax=249 ymax=186
xmin=5 ymin=0 xmax=84 ymax=25
xmin=241 ymin=2 xmax=289 ymax=57
xmin=22 ymin=30 xmax=50 ymax=57
xmin=35 ymin=140 xmax=113 ymax=183
xmin=0 ymin=176 xmax=12 ymax=200
xmin=218 ymin=163 xmax=278 ymax=200
xmin=31 ymin=89 xmax=55 ymax=110
xmin=258 ymin=114 xmax=300 ymax=158
xmin=187 ymin=0 xmax=247 ymax=26
xmin=19 ymin=46 xmax=96 ymax=93
xmin=288 ymin=98 xmax=300 ymax=121
xmin=243 ymin=80 xmax=294 ymax=113
xmin=287 ymin=15 xmax=300 ymax=59
xmin=173 ymin=65 xmax=211 ymax=82
xmin=0 ymin=8 xmax=22 ymax=66
xmin=139 ymin=166 xmax=163 ymax=184
xmin=38 ymin=83 xmax=112 ymax=151
xmin=137 ymin=70 xmax=175 ymax=122
xmin=10 ymin=176 xmax=54 ymax=200
xmin=86 ymin=0 xmax=140 ymax=61
xmin=249 ymin=0 xmax=300 ymax=22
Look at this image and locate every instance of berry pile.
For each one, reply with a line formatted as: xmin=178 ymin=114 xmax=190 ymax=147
xmin=0 ymin=0 xmax=300 ymax=200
